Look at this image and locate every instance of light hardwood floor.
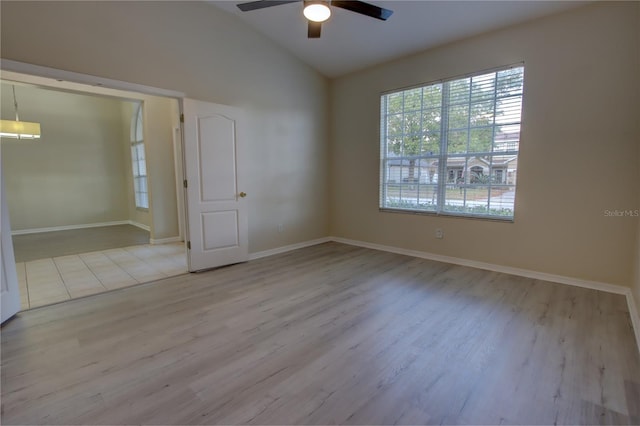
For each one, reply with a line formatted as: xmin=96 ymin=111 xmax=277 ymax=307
xmin=15 ymin=242 xmax=187 ymax=310
xmin=2 ymin=242 xmax=639 ymax=425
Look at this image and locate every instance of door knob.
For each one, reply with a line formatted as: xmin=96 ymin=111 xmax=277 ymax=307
xmin=239 ymin=192 xmax=247 ymax=198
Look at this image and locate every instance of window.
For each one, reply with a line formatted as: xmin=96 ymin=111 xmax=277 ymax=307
xmin=131 ymin=103 xmax=149 ymax=210
xmin=380 ymin=65 xmax=524 ymax=220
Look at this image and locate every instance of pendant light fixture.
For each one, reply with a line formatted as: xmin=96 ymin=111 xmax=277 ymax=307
xmin=0 ymin=85 xmax=41 ymax=140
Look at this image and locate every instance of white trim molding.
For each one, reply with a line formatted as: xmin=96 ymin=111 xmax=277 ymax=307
xmin=129 ymin=221 xmax=151 ymax=232
xmin=150 ymin=236 xmax=183 ymax=245
xmin=1 ymin=59 xmax=185 ymax=99
xmin=329 ymin=236 xmax=640 ymax=355
xmin=11 ymin=220 xmax=153 ymax=235
xmin=248 ymin=237 xmax=331 ymax=261
xmin=628 ymin=293 xmax=640 ymax=355
xmin=11 ymin=220 xmax=131 ymax=235
xmin=331 ymin=237 xmax=628 ymax=294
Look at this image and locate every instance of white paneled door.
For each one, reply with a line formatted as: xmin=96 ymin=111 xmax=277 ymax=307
xmin=182 ymin=99 xmax=248 ymax=271
xmin=1 ymin=168 xmax=20 ymax=323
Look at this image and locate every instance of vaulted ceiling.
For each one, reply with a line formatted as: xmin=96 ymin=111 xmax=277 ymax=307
xmin=210 ymin=1 xmax=588 ymax=78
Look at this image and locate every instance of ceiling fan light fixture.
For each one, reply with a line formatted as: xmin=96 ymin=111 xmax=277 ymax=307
xmin=303 ymin=1 xmax=331 ymax=23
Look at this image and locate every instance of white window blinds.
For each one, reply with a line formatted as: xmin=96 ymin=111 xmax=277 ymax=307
xmin=380 ymin=65 xmax=524 ymax=219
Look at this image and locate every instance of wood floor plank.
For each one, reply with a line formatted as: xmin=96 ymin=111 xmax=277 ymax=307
xmin=2 ymin=242 xmax=639 ymax=425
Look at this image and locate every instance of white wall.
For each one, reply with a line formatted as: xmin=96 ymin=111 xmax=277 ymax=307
xmin=329 ymin=2 xmax=640 ymax=288
xmin=1 ymin=83 xmax=131 ymax=230
xmin=0 ymin=1 xmax=329 ymax=253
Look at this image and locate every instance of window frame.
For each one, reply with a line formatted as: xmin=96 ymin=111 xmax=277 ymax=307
xmin=131 ymin=103 xmax=149 ymax=211
xmin=379 ymin=63 xmax=525 ymax=222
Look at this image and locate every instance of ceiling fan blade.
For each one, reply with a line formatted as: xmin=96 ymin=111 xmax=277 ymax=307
xmin=308 ymin=21 xmax=322 ymax=38
xmin=237 ymin=0 xmax=301 ymax=12
xmin=331 ymin=0 xmax=393 ymax=20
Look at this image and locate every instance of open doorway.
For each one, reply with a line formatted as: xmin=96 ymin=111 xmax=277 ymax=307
xmin=1 ymin=75 xmax=186 ymax=310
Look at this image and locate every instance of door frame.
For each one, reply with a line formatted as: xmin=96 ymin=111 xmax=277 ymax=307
xmin=0 ymin=60 xmax=191 ymax=316
xmin=1 ymin=168 xmax=21 ymax=323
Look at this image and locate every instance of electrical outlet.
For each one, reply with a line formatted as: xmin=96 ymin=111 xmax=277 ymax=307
xmin=278 ymin=223 xmax=283 ymax=233
xmin=435 ymin=228 xmax=444 ymax=239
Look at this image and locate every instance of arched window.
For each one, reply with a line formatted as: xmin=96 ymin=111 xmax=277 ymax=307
xmin=131 ymin=103 xmax=149 ymax=209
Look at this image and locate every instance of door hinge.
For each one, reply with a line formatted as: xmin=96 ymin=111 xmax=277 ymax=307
xmin=183 ymin=179 xmax=188 ymax=188
xmin=180 ymin=113 xmax=184 ymax=123
xmin=187 ymin=241 xmax=191 ymax=250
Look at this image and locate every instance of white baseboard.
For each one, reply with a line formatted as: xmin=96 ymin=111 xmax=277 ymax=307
xmin=627 ymin=292 xmax=640 ymax=356
xmin=329 ymin=236 xmax=640 ymax=355
xmin=331 ymin=237 xmax=628 ymax=294
xmin=12 ymin=220 xmax=131 ymax=235
xmin=11 ymin=220 xmax=152 ymax=235
xmin=180 ymin=234 xmax=640 ymax=355
xmin=150 ymin=236 xmax=183 ymax=245
xmin=248 ymin=237 xmax=331 ymax=261
xmin=129 ymin=221 xmax=150 ymax=232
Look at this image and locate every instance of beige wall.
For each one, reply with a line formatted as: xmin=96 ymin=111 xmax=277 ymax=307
xmin=634 ymin=215 xmax=640 ymax=313
xmin=2 ymin=1 xmax=635 ymax=291
xmin=1 ymin=83 xmax=131 ymax=230
xmin=120 ymin=96 xmax=181 ymax=241
xmin=143 ymin=96 xmax=181 ymax=240
xmin=330 ymin=2 xmax=640 ymax=287
xmin=634 ymin=116 xmax=640 ymax=313
xmin=0 ymin=0 xmax=329 ymax=253
xmin=634 ymin=0 xmax=640 ymax=316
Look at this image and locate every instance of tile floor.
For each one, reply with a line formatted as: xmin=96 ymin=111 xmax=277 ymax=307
xmin=16 ymin=242 xmax=187 ymax=310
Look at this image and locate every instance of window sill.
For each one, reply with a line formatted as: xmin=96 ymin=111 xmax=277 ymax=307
xmin=379 ymin=207 xmax=514 ymax=223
